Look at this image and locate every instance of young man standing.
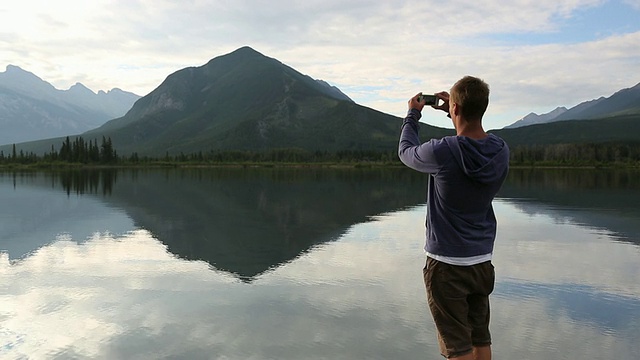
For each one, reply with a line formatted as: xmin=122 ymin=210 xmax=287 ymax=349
xmin=398 ymin=76 xmax=509 ymax=359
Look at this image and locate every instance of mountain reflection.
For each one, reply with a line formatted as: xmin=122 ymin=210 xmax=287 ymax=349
xmin=5 ymin=167 xmax=638 ymax=282
xmin=99 ymin=168 xmax=427 ymax=281
xmin=499 ymin=168 xmax=640 ymax=245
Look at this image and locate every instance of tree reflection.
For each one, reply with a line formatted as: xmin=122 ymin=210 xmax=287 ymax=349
xmin=58 ymin=169 xmax=118 ymax=196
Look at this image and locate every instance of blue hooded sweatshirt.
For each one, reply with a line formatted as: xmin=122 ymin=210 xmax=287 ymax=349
xmin=398 ymin=109 xmax=509 ymax=258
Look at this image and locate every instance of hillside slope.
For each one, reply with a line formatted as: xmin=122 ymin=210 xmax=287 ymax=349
xmin=494 ymin=114 xmax=640 ymax=146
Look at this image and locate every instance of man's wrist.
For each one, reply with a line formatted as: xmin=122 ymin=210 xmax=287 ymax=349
xmin=407 ymin=108 xmax=422 ymax=121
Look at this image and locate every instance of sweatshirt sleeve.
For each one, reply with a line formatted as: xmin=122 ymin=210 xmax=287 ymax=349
xmin=398 ymin=108 xmax=442 ymax=173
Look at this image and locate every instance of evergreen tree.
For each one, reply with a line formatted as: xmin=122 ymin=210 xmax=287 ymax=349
xmin=100 ymin=136 xmax=116 ymax=163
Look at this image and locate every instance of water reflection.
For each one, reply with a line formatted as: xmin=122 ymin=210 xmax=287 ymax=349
xmin=500 ymin=168 xmax=640 ymax=246
xmin=497 ymin=280 xmax=640 ymax=331
xmin=104 ymin=168 xmax=427 ymax=281
xmin=3 ymin=168 xmax=639 ymax=281
xmin=58 ymin=169 xmax=117 ymax=196
xmin=491 ymin=196 xmax=640 ymax=359
xmin=0 ymin=172 xmax=133 ymax=260
xmin=2 ymin=168 xmax=428 ymax=281
xmin=1 ymin=168 xmax=639 ymax=359
xmin=1 ymin=197 xmax=638 ymax=359
xmin=0 ymin=230 xmax=242 ymax=359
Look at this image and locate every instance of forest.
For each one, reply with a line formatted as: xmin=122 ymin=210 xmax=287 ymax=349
xmin=509 ymin=142 xmax=640 ymax=167
xmin=0 ymin=136 xmax=118 ymax=165
xmin=1 ymin=136 xmax=639 ymax=167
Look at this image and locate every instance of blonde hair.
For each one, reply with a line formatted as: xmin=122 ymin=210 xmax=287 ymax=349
xmin=450 ymin=76 xmax=489 ymax=121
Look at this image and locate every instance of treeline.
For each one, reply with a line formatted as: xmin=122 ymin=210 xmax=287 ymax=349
xmin=0 ymin=136 xmax=118 ymax=165
xmin=0 ymin=138 xmax=400 ymax=166
xmin=510 ymin=142 xmax=640 ymax=166
xmin=2 ymin=137 xmax=639 ymax=167
xmin=166 ymin=149 xmax=400 ymax=164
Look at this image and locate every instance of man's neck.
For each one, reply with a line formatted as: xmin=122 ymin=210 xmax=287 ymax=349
xmin=455 ymin=119 xmax=487 ymax=139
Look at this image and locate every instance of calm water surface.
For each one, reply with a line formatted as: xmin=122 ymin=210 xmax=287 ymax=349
xmin=1 ymin=168 xmax=639 ymax=359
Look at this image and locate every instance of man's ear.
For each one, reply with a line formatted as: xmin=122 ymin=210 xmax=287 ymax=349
xmin=451 ymin=102 xmax=460 ymax=117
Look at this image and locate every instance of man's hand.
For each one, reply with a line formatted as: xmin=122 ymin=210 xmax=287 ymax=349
xmin=410 ymin=91 xmax=450 ymax=114
xmin=433 ymin=91 xmax=450 ymax=114
xmin=409 ymin=93 xmax=425 ymax=112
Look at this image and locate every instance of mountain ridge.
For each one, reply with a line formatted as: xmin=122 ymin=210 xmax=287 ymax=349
xmin=506 ymin=82 xmax=640 ymax=128
xmin=0 ymin=65 xmax=140 ymax=145
xmin=2 ymin=47 xmax=638 ymax=158
xmin=506 ymin=107 xmax=569 ymax=129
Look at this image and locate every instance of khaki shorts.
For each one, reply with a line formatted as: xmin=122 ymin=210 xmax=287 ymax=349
xmin=423 ymin=257 xmax=495 ymax=358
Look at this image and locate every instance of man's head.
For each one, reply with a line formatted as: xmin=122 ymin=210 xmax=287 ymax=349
xmin=449 ymin=76 xmax=490 ymax=122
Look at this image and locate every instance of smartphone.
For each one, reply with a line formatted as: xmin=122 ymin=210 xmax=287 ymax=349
xmin=418 ymin=94 xmax=439 ymax=106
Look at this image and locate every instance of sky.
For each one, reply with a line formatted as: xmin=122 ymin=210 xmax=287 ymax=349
xmin=1 ymin=0 xmax=639 ymax=130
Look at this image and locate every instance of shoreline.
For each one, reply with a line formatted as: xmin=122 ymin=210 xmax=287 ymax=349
xmin=1 ymin=161 xmax=639 ymax=171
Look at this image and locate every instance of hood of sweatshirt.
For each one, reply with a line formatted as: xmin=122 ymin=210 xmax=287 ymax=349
xmin=446 ymin=134 xmax=509 ymax=184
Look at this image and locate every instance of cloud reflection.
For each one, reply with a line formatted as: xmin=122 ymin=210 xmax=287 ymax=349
xmin=0 ymin=218 xmax=438 ymax=359
xmin=493 ymin=199 xmax=640 ymax=299
xmin=2 ymin=168 xmax=640 ymax=359
xmin=1 ymin=230 xmax=236 ymax=359
xmin=2 ymin=199 xmax=640 ymax=359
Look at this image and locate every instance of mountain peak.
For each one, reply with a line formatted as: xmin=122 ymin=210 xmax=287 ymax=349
xmin=234 ymin=46 xmax=261 ymax=54
xmin=68 ymin=82 xmax=95 ymax=95
xmin=219 ymin=46 xmax=268 ymax=63
xmin=1 ymin=64 xmax=45 ymax=82
xmin=209 ymin=46 xmax=265 ymax=63
xmin=5 ymin=64 xmax=25 ymax=73
xmin=0 ymin=64 xmax=57 ymax=99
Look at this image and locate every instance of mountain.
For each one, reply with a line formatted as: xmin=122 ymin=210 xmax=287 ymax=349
xmin=493 ymin=114 xmax=640 ymax=146
xmin=0 ymin=65 xmax=140 ymax=145
xmin=21 ymin=46 xmax=638 ymax=158
xmin=554 ymin=83 xmax=640 ymax=121
xmin=70 ymin=46 xmax=451 ymax=157
xmin=505 ymin=107 xmax=568 ymax=129
xmin=506 ymin=82 xmax=640 ymax=128
xmin=314 ymin=79 xmax=353 ymax=102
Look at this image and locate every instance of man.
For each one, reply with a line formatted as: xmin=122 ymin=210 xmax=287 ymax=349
xmin=398 ymin=76 xmax=509 ymax=359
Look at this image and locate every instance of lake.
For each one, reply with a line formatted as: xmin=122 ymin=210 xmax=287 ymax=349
xmin=1 ymin=167 xmax=639 ymax=359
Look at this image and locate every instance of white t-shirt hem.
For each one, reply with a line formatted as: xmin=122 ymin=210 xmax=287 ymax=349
xmin=425 ymin=251 xmax=492 ymax=266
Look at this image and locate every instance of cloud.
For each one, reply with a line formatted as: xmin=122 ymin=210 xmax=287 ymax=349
xmin=0 ymin=0 xmax=638 ymax=128
xmin=624 ymin=0 xmax=640 ymax=9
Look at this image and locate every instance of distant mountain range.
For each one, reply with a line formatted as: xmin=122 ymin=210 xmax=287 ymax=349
xmin=2 ymin=47 xmax=639 ymax=157
xmin=0 ymin=65 xmax=140 ymax=145
xmin=506 ymin=82 xmax=640 ymax=128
